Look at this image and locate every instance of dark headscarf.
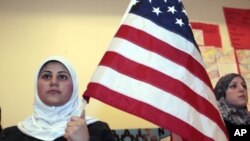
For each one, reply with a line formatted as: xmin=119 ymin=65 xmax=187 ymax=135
xmin=214 ymin=73 xmax=246 ymax=100
xmin=214 ymin=73 xmax=250 ymax=125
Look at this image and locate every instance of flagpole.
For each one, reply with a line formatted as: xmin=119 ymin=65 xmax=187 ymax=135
xmin=119 ymin=0 xmax=134 ymax=25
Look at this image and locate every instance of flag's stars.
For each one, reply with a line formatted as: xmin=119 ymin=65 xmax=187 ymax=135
xmin=152 ymin=7 xmax=162 ymax=16
xmin=178 ymin=0 xmax=182 ymax=2
xmin=175 ymin=18 xmax=185 ymax=27
xmin=132 ymin=0 xmax=140 ymax=5
xmin=167 ymin=6 xmax=177 ymax=14
xmin=164 ymin=0 xmax=167 ymax=2
xmin=149 ymin=0 xmax=152 ymax=3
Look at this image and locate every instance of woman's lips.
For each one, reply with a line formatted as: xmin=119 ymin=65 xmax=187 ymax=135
xmin=238 ymin=95 xmax=246 ymax=99
xmin=47 ymin=90 xmax=61 ymax=94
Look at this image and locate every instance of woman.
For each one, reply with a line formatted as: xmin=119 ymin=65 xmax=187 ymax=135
xmin=0 ymin=56 xmax=115 ymax=141
xmin=214 ymin=73 xmax=250 ymax=139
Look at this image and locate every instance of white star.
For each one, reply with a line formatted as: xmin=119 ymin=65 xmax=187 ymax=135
xmin=167 ymin=6 xmax=177 ymax=14
xmin=175 ymin=18 xmax=185 ymax=27
xmin=164 ymin=0 xmax=167 ymax=2
xmin=182 ymin=8 xmax=187 ymax=15
xmin=178 ymin=0 xmax=182 ymax=2
xmin=149 ymin=0 xmax=152 ymax=3
xmin=152 ymin=7 xmax=162 ymax=16
xmin=131 ymin=0 xmax=140 ymax=5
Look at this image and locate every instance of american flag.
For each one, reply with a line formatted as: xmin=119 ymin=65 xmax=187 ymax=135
xmin=83 ymin=0 xmax=228 ymax=140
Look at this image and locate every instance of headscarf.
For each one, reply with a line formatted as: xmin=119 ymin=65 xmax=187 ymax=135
xmin=18 ymin=56 xmax=97 ymax=141
xmin=214 ymin=73 xmax=250 ymax=125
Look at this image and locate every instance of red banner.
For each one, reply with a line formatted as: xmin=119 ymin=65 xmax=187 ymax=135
xmin=224 ymin=7 xmax=250 ymax=49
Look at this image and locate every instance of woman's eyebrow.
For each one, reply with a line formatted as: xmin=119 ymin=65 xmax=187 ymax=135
xmin=40 ymin=70 xmax=52 ymax=73
xmin=58 ymin=71 xmax=70 ymax=75
xmin=40 ymin=70 xmax=70 ymax=75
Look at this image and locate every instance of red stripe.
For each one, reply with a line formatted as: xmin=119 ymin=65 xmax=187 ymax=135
xmin=99 ymin=51 xmax=227 ymax=133
xmin=84 ymin=83 xmax=214 ymax=141
xmin=115 ymin=25 xmax=213 ymax=89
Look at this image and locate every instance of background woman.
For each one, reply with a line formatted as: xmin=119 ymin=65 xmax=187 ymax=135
xmin=214 ymin=73 xmax=250 ymax=139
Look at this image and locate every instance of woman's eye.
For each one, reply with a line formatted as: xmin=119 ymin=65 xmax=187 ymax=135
xmin=229 ymin=84 xmax=237 ymax=89
xmin=58 ymin=74 xmax=68 ymax=80
xmin=42 ymin=74 xmax=51 ymax=80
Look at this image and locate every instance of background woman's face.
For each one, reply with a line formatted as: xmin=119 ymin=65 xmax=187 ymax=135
xmin=225 ymin=76 xmax=248 ymax=108
xmin=38 ymin=61 xmax=73 ymax=106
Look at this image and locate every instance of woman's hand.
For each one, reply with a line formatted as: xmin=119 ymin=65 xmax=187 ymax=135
xmin=64 ymin=111 xmax=89 ymax=141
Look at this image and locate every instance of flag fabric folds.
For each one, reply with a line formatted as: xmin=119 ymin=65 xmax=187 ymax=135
xmin=83 ymin=0 xmax=228 ymax=141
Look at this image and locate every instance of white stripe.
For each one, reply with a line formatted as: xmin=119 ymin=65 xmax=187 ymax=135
xmin=122 ymin=13 xmax=203 ymax=66
xmin=91 ymin=66 xmax=227 ymax=141
xmin=107 ymin=37 xmax=218 ymax=109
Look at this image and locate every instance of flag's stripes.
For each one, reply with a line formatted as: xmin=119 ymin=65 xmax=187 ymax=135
xmin=86 ymin=84 xmax=214 ymax=141
xmin=107 ymin=36 xmax=217 ymax=110
xmin=86 ymin=66 xmax=227 ymax=141
xmin=123 ymin=14 xmax=202 ymax=69
xmin=114 ymin=25 xmax=215 ymax=98
xmin=99 ymin=51 xmax=224 ymax=128
xmin=121 ymin=14 xmax=213 ymax=89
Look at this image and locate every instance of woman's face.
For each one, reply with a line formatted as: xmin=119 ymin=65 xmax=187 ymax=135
xmin=225 ymin=76 xmax=248 ymax=108
xmin=38 ymin=61 xmax=73 ymax=106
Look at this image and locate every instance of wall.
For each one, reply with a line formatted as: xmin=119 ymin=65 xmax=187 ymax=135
xmin=0 ymin=0 xmax=250 ymax=129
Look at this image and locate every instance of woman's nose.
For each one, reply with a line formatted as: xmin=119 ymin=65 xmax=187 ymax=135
xmin=50 ymin=76 xmax=59 ymax=86
xmin=238 ymin=84 xmax=246 ymax=91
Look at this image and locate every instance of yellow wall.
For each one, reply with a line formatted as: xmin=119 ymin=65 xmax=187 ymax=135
xmin=0 ymin=0 xmax=250 ymax=129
